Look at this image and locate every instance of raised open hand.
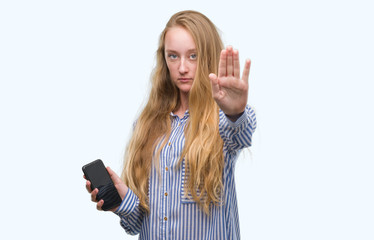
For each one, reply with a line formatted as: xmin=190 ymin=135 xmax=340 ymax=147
xmin=209 ymin=46 xmax=251 ymax=119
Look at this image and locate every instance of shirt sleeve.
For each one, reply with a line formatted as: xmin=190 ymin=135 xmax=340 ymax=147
xmin=114 ymin=189 xmax=144 ymax=235
xmin=219 ymin=105 xmax=257 ymax=153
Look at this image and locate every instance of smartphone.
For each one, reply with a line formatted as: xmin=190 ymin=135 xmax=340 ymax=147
xmin=82 ymin=159 xmax=122 ymax=211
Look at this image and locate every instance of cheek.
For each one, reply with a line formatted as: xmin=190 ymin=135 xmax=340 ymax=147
xmin=165 ymin=62 xmax=171 ymax=73
xmin=165 ymin=63 xmax=174 ymax=77
xmin=168 ymin=64 xmax=179 ymax=77
xmin=191 ymin=64 xmax=197 ymax=76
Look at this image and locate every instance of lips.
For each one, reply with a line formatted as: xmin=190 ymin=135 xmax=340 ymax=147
xmin=178 ymin=78 xmax=193 ymax=82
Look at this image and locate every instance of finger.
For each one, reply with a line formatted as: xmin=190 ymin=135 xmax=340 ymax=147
xmin=233 ymin=49 xmax=240 ymax=79
xmin=218 ymin=49 xmax=227 ymax=78
xmin=226 ymin=46 xmax=233 ymax=76
xmin=209 ymin=73 xmax=220 ymax=97
xmin=97 ymin=200 xmax=104 ymax=211
xmin=86 ymin=180 xmax=92 ymax=193
xmin=242 ymin=59 xmax=251 ymax=84
xmin=91 ymin=188 xmax=99 ymax=202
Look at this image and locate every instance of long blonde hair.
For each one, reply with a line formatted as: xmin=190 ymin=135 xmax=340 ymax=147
xmin=122 ymin=10 xmax=224 ymax=214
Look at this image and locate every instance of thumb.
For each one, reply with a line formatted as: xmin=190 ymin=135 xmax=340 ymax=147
xmin=209 ymin=73 xmax=220 ymax=95
xmin=107 ymin=167 xmax=121 ymax=184
xmin=107 ymin=166 xmax=129 ymax=201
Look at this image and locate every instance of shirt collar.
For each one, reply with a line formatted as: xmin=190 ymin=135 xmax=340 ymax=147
xmin=170 ymin=109 xmax=190 ymax=119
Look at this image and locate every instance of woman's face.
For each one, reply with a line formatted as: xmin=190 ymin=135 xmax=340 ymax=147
xmin=164 ymin=26 xmax=197 ymax=95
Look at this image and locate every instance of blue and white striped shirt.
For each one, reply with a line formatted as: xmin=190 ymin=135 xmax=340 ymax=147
xmin=115 ymin=105 xmax=257 ymax=240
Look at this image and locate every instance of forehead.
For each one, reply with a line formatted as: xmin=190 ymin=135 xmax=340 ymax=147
xmin=164 ymin=26 xmax=196 ymax=52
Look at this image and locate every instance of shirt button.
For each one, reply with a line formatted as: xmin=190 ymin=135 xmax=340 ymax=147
xmin=168 ymin=142 xmax=171 ymax=146
xmin=164 ymin=217 xmax=168 ymax=221
xmin=164 ymin=192 xmax=168 ymax=196
xmin=165 ymin=167 xmax=169 ymax=171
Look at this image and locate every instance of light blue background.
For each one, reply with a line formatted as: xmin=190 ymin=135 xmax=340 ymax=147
xmin=1 ymin=0 xmax=373 ymax=239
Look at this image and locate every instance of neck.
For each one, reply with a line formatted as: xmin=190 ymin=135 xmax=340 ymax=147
xmin=174 ymin=91 xmax=189 ymax=118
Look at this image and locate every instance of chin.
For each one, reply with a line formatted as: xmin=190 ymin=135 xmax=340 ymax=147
xmin=177 ymin=85 xmax=192 ymax=94
xmin=179 ymin=87 xmax=191 ymax=94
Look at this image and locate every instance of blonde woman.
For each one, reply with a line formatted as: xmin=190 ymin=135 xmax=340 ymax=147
xmin=85 ymin=10 xmax=257 ymax=239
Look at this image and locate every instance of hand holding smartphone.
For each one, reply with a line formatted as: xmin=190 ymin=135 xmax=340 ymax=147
xmin=82 ymin=159 xmax=122 ymax=211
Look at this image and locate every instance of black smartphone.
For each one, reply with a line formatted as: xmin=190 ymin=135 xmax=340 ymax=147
xmin=82 ymin=159 xmax=122 ymax=211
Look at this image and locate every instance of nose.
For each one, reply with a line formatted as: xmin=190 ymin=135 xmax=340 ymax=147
xmin=178 ymin=58 xmax=188 ymax=75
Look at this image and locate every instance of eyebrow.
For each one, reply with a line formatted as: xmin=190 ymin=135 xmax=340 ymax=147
xmin=165 ymin=48 xmax=197 ymax=53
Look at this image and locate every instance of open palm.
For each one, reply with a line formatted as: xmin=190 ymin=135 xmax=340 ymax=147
xmin=209 ymin=46 xmax=251 ymax=117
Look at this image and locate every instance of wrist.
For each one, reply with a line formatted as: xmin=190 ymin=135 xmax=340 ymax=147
xmin=225 ymin=111 xmax=245 ymax=122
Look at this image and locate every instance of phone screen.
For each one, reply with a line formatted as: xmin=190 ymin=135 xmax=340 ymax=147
xmin=82 ymin=159 xmax=112 ymax=190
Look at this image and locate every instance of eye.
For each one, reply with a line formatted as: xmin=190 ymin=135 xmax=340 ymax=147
xmin=168 ymin=54 xmax=178 ymax=60
xmin=190 ymin=53 xmax=197 ymax=60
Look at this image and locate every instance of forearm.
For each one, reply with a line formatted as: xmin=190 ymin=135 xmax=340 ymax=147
xmin=114 ymin=189 xmax=144 ymax=235
xmin=219 ymin=105 xmax=257 ymax=151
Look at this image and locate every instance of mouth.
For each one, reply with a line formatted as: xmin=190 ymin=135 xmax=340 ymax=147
xmin=178 ymin=78 xmax=193 ymax=82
